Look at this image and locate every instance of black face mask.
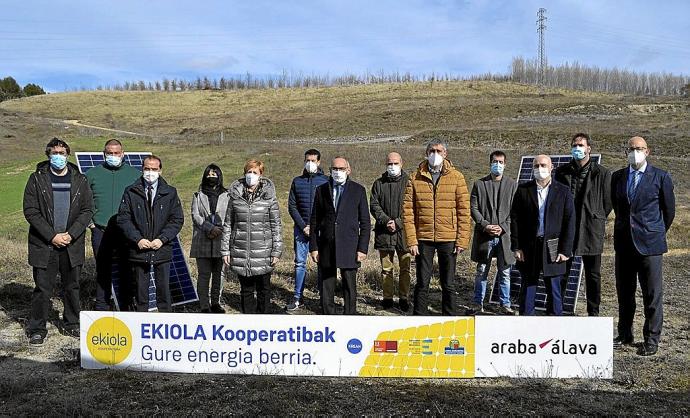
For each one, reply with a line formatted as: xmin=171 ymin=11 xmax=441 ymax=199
xmin=205 ymin=177 xmax=219 ymax=187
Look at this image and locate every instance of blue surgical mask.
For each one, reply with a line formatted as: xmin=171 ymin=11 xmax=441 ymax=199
xmin=105 ymin=155 xmax=123 ymax=167
xmin=490 ymin=162 xmax=504 ymax=176
xmin=571 ymin=146 xmax=586 ymax=161
xmin=50 ymin=154 xmax=67 ymax=170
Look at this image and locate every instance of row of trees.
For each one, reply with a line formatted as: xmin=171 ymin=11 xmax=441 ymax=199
xmin=0 ymin=76 xmax=46 ymax=102
xmin=90 ymin=70 xmax=508 ymax=92
xmin=510 ymin=57 xmax=690 ymax=96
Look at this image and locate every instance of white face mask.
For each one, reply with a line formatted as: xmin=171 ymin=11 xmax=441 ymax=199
xmin=386 ymin=164 xmax=401 ymax=177
xmin=143 ymin=170 xmax=159 ymax=184
xmin=245 ymin=173 xmax=260 ymax=187
xmin=305 ymin=161 xmax=318 ymax=174
xmin=331 ymin=170 xmax=347 ymax=185
xmin=533 ymin=167 xmax=551 ymax=181
xmin=427 ymin=152 xmax=444 ymax=168
xmin=628 ymin=150 xmax=646 ymax=167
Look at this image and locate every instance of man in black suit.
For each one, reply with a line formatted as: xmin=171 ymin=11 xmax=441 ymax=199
xmin=511 ymin=155 xmax=575 ymax=316
xmin=310 ymin=156 xmax=371 ymax=315
xmin=117 ymin=155 xmax=184 ymax=312
xmin=611 ymin=136 xmax=675 ymax=356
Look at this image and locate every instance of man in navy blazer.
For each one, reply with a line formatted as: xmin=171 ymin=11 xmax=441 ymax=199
xmin=612 ymin=136 xmax=675 ymax=356
xmin=511 ymin=155 xmax=576 ymax=316
xmin=310 ymin=157 xmax=371 ymax=314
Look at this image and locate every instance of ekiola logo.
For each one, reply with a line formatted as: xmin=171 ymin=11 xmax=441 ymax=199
xmin=491 ymin=338 xmax=598 ymax=355
xmin=86 ymin=317 xmax=133 ymax=365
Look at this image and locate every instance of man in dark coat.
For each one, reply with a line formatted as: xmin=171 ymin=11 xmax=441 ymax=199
xmin=468 ymin=150 xmax=518 ymax=315
xmin=310 ymin=156 xmax=371 ymax=315
xmin=611 ymin=136 xmax=675 ymax=356
xmin=286 ymin=148 xmax=328 ymax=312
xmin=23 ymin=138 xmax=93 ymax=345
xmin=554 ymin=133 xmax=612 ymax=316
xmin=117 ymin=155 xmax=184 ymax=312
xmin=370 ymin=152 xmax=410 ymax=312
xmin=511 ymin=155 xmax=575 ymax=316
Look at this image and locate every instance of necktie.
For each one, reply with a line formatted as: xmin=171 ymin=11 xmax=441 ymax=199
xmin=147 ymin=185 xmax=154 ymax=208
xmin=628 ymin=171 xmax=641 ymax=200
xmin=333 ymin=185 xmax=341 ymax=209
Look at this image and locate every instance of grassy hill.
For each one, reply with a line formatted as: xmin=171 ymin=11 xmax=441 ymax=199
xmin=0 ymin=80 xmax=688 ymax=414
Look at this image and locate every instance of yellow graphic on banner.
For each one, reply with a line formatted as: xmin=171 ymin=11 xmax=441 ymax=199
xmin=86 ymin=317 xmax=133 ymax=365
xmin=359 ymin=318 xmax=475 ymax=378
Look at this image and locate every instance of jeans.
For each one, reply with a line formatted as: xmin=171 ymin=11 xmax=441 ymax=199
xmin=413 ymin=241 xmax=457 ymax=316
xmin=379 ymin=250 xmax=412 ymax=300
xmin=293 ymin=226 xmax=310 ymax=300
xmin=473 ymin=238 xmax=511 ymax=307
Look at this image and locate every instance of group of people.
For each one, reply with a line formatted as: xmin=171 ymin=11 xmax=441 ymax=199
xmin=23 ymin=134 xmax=675 ymax=357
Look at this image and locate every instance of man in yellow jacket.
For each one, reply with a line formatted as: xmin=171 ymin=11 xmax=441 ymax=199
xmin=403 ymin=139 xmax=471 ymax=315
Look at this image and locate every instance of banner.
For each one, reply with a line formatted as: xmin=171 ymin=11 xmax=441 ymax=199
xmin=474 ymin=316 xmax=613 ymax=378
xmin=81 ymin=312 xmax=612 ymax=378
xmin=80 ymin=312 xmax=476 ymax=378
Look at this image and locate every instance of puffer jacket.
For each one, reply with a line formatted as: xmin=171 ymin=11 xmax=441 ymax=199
xmin=221 ymin=177 xmax=283 ymax=277
xmin=403 ymin=159 xmax=471 ymax=248
xmin=190 ymin=189 xmax=231 ymax=258
xmin=288 ymin=168 xmax=328 ymax=231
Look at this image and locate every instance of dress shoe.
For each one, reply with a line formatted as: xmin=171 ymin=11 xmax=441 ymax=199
xmin=210 ymin=304 xmax=226 ymax=314
xmin=637 ymin=342 xmax=658 ymax=356
xmin=613 ymin=335 xmax=634 ymax=349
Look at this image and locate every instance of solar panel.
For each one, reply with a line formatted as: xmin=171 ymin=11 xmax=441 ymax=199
xmin=487 ymin=154 xmax=601 ymax=314
xmin=75 ymin=152 xmax=198 ymax=311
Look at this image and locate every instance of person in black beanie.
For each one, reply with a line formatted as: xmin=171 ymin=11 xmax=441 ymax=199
xmin=191 ymin=164 xmax=230 ymax=313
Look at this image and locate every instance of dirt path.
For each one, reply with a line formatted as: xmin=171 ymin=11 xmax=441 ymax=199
xmin=62 ymin=120 xmax=147 ymax=136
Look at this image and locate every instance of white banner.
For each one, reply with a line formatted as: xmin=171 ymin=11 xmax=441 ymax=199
xmin=80 ymin=312 xmax=477 ymax=378
xmin=474 ymin=316 xmax=613 ymax=378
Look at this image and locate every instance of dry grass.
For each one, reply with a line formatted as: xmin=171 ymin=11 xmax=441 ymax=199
xmin=0 ymin=82 xmax=688 ymax=414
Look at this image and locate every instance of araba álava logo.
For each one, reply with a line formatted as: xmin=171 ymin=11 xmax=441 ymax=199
xmin=491 ymin=338 xmax=598 ymax=355
xmin=86 ymin=317 xmax=133 ymax=365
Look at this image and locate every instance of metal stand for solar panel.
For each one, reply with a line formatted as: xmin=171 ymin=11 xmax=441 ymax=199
xmin=75 ymin=152 xmax=199 ymax=311
xmin=487 ymin=154 xmax=600 ymax=315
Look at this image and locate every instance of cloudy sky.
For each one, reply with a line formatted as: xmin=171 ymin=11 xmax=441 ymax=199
xmin=2 ymin=0 xmax=688 ymax=91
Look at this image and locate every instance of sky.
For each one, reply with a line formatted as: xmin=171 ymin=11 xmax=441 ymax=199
xmin=1 ymin=0 xmax=689 ymax=92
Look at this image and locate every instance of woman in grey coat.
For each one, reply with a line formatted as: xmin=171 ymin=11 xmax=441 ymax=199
xmin=191 ymin=164 xmax=230 ymax=313
xmin=221 ymin=159 xmax=283 ymax=314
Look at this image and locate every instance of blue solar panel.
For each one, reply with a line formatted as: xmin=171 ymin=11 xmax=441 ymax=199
xmin=488 ymin=154 xmax=601 ymax=314
xmin=75 ymin=152 xmax=198 ymax=311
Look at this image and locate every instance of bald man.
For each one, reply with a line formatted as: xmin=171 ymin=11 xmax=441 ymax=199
xmin=510 ymin=155 xmax=575 ymax=315
xmin=310 ymin=157 xmax=371 ymax=315
xmin=611 ymin=136 xmax=675 ymax=356
xmin=370 ymin=152 xmax=411 ymax=312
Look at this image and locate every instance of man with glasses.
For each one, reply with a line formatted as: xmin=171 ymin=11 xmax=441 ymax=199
xmin=554 ymin=133 xmax=612 ymax=316
xmin=611 ymin=136 xmax=675 ymax=356
xmin=310 ymin=157 xmax=370 ymax=315
xmin=403 ymin=139 xmax=471 ymax=316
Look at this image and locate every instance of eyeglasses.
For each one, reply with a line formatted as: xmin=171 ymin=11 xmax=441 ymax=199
xmin=627 ymin=147 xmax=647 ymax=152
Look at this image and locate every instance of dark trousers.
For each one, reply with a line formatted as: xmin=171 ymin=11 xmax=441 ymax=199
xmin=196 ymin=257 xmax=224 ymax=309
xmin=239 ymin=274 xmax=271 ymax=314
xmin=615 ymin=248 xmax=663 ymax=346
xmin=519 ymin=237 xmax=563 ymax=316
xmin=132 ymin=262 xmax=171 ymax=312
xmin=320 ymin=267 xmax=358 ymax=315
xmin=29 ymin=249 xmax=80 ymax=337
xmin=564 ymin=254 xmax=602 ymax=316
xmin=91 ymin=217 xmax=134 ymax=311
xmin=413 ymin=241 xmax=457 ymax=316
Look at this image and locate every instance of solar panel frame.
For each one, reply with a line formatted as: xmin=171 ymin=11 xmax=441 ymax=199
xmin=487 ymin=154 xmax=601 ymax=314
xmin=75 ymin=152 xmax=198 ymax=311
